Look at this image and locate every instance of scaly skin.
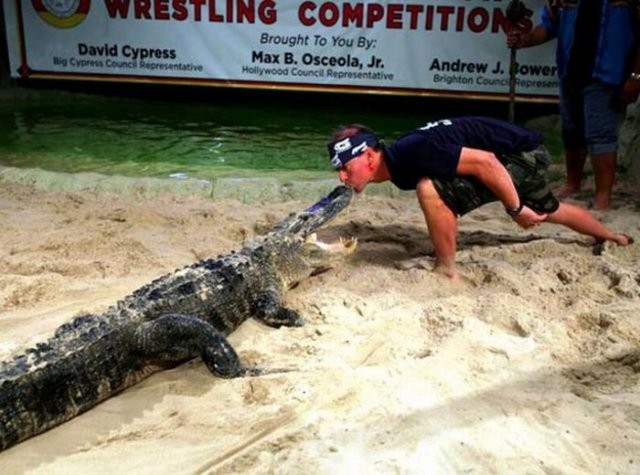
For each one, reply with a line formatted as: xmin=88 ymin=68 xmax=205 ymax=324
xmin=0 ymin=185 xmax=356 ymax=452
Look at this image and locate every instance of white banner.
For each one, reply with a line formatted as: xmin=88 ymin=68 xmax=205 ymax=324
xmin=3 ymin=0 xmax=558 ymax=100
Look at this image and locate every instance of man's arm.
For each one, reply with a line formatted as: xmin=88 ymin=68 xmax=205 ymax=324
xmin=506 ymin=2 xmax=555 ymax=49
xmin=456 ymin=147 xmax=547 ymax=228
xmin=621 ymin=4 xmax=640 ymax=104
xmin=622 ymin=54 xmax=640 ymax=105
xmin=507 ymin=24 xmax=550 ymax=49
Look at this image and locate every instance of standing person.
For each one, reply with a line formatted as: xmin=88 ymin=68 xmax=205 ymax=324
xmin=327 ymin=117 xmax=632 ymax=282
xmin=507 ymin=0 xmax=640 ymax=210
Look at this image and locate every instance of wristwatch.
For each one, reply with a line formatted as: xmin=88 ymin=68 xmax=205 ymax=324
xmin=505 ymin=202 xmax=524 ymax=217
xmin=630 ymin=72 xmax=640 ymax=81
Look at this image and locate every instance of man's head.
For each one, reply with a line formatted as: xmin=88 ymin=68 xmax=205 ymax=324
xmin=327 ymin=124 xmax=383 ymax=192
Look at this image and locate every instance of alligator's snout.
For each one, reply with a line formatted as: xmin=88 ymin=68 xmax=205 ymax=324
xmin=274 ymin=185 xmax=354 ymax=237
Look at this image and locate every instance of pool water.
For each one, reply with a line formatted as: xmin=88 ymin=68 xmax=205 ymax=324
xmin=0 ymin=88 xmax=558 ymax=182
xmin=0 ymin=89 xmax=424 ymax=182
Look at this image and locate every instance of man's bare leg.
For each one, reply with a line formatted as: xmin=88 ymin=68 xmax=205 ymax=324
xmin=590 ymin=151 xmax=617 ymax=210
xmin=416 ymin=179 xmax=460 ymax=282
xmin=557 ymin=147 xmax=587 ymax=198
xmin=545 ymin=203 xmax=630 ymax=245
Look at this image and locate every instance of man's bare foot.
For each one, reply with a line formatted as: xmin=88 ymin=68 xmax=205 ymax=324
xmin=592 ymin=193 xmax=611 ymax=211
xmin=592 ymin=233 xmax=633 ymax=255
xmin=612 ymin=233 xmax=633 ymax=246
xmin=433 ymin=262 xmax=460 ymax=284
xmin=594 ymin=234 xmax=634 ymax=247
xmin=555 ymin=184 xmax=580 ymax=200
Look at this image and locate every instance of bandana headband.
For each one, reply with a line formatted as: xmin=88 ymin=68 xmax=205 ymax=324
xmin=327 ymin=133 xmax=379 ymax=170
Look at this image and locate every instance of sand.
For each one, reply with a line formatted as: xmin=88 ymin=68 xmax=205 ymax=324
xmin=0 ymin=172 xmax=639 ymax=474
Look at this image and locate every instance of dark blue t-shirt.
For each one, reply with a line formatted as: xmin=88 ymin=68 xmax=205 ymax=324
xmin=384 ymin=116 xmax=542 ymax=190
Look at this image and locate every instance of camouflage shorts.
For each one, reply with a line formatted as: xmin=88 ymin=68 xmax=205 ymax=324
xmin=433 ymin=145 xmax=560 ymax=216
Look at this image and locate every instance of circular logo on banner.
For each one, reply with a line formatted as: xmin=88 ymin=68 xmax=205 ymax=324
xmin=32 ymin=0 xmax=91 ymax=29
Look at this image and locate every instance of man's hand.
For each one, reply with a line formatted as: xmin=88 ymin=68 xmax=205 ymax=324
xmin=621 ymin=77 xmax=640 ymax=105
xmin=505 ymin=25 xmax=549 ymax=50
xmin=512 ymin=205 xmax=548 ymax=229
xmin=506 ymin=30 xmax=525 ymax=49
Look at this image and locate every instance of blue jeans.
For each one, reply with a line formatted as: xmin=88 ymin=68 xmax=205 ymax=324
xmin=559 ymin=79 xmax=620 ymax=156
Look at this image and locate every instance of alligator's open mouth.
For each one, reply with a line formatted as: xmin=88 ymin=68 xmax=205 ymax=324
xmin=304 ymin=233 xmax=357 ymax=276
xmin=305 ymin=233 xmax=358 ymax=254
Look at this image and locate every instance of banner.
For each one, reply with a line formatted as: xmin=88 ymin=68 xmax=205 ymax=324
xmin=3 ymin=0 xmax=558 ymax=100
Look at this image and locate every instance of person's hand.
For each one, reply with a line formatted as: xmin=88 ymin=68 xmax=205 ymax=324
xmin=621 ymin=77 xmax=640 ymax=105
xmin=511 ymin=205 xmax=547 ymax=229
xmin=506 ymin=30 xmax=524 ymax=49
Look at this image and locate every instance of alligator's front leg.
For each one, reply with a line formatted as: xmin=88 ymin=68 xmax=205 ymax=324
xmin=253 ymin=288 xmax=304 ymax=328
xmin=134 ymin=314 xmax=245 ymax=378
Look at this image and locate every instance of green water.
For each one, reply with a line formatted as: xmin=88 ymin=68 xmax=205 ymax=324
xmin=0 ymin=89 xmax=423 ymax=182
xmin=0 ymin=88 xmax=558 ymax=182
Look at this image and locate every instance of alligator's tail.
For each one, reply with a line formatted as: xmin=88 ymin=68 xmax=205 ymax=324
xmin=0 ymin=316 xmax=140 ymax=452
xmin=273 ymin=185 xmax=354 ymax=237
xmin=0 ymin=360 xmax=84 ymax=451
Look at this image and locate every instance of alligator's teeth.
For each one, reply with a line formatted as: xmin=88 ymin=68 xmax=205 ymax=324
xmin=339 ymin=236 xmax=357 ymax=247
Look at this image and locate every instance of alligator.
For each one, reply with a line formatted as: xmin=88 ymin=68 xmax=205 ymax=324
xmin=0 ymin=185 xmax=356 ymax=452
